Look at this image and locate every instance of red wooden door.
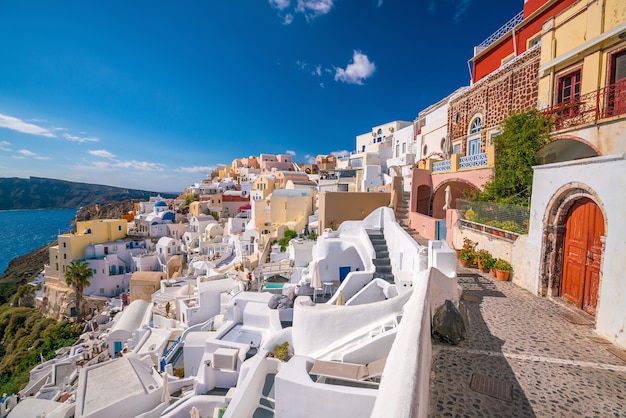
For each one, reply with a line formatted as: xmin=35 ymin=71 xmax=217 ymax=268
xmin=561 ymin=198 xmax=604 ymax=315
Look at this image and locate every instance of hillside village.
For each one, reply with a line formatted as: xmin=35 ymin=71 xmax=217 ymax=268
xmin=2 ymin=0 xmax=626 ymax=417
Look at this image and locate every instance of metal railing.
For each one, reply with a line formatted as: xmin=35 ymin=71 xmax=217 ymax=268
xmin=474 ymin=11 xmax=523 ymax=54
xmin=459 ymin=152 xmax=488 ymax=169
xmin=458 ymin=199 xmax=529 ymax=234
xmin=543 ymin=81 xmax=626 ymax=130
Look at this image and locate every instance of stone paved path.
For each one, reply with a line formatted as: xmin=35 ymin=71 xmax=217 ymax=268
xmin=428 ymin=269 xmax=626 ymax=417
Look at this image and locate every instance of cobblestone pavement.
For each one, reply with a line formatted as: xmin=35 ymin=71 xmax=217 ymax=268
xmin=428 ymin=268 xmax=626 ymax=417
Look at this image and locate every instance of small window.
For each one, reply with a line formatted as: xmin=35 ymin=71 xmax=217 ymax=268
xmin=377 ymin=128 xmax=382 ymax=135
xmin=402 ymin=143 xmax=406 ymax=153
xmin=455 ymin=113 xmax=461 ymax=123
xmin=469 ymin=117 xmax=482 ymax=134
xmin=528 ymin=35 xmax=541 ymax=49
xmin=63 ymin=242 xmax=66 ymax=248
xmin=63 ymin=254 xmax=67 ymax=259
xmin=118 ymin=225 xmax=122 ymax=231
xmin=453 ymin=143 xmax=461 ymax=154
xmin=93 ymin=269 xmax=97 ymax=275
xmin=100 ymin=288 xmax=105 ymax=294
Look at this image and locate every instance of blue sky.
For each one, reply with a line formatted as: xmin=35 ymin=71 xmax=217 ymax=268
xmin=0 ymin=0 xmax=521 ymax=193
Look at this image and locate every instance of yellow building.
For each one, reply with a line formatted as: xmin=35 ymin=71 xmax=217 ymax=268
xmin=45 ymin=219 xmax=127 ymax=286
xmin=538 ymin=0 xmax=626 ymax=159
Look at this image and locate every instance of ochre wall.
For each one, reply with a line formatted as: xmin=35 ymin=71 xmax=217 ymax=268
xmin=319 ymin=192 xmax=391 ymax=230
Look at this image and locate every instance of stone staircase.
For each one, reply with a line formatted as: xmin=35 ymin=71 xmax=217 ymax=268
xmin=368 ymin=230 xmax=394 ymax=283
xmin=396 ymin=191 xmax=429 ymax=246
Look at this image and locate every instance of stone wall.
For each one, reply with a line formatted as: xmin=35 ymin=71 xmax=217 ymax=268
xmin=448 ymin=47 xmax=541 ymax=154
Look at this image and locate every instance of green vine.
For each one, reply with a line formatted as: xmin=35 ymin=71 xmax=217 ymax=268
xmin=479 ymin=109 xmax=553 ymax=206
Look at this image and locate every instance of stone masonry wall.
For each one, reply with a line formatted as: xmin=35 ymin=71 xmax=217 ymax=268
xmin=448 ymin=47 xmax=541 ymax=154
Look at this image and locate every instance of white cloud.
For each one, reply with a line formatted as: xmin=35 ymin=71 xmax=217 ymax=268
xmin=116 ymin=160 xmax=165 ymax=171
xmin=331 ymin=149 xmax=350 ymax=158
xmin=80 ymin=158 xmax=165 ymax=172
xmin=0 ymin=141 xmax=11 ymax=151
xmin=63 ymin=133 xmax=99 ymax=143
xmin=17 ymin=149 xmax=52 ymax=160
xmin=335 ymin=51 xmax=376 ymax=85
xmin=286 ymin=150 xmax=296 ymax=156
xmin=51 ymin=126 xmax=67 ymax=131
xmin=269 ymin=0 xmax=334 ymax=23
xmin=0 ymin=114 xmax=56 ymax=138
xmin=269 ymin=0 xmax=290 ymax=10
xmin=304 ymin=154 xmax=316 ymax=164
xmin=176 ymin=166 xmax=216 ymax=173
xmin=453 ymin=0 xmax=472 ymax=22
xmin=296 ymin=0 xmax=334 ymax=18
xmin=89 ymin=149 xmax=116 ymax=159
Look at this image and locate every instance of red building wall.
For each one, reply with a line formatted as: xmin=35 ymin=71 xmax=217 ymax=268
xmin=472 ymin=0 xmax=578 ymax=83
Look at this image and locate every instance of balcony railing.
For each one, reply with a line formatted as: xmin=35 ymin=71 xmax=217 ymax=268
xmin=432 ymin=159 xmax=451 ymax=173
xmin=543 ymin=81 xmax=626 ymax=131
xmin=459 ymin=152 xmax=488 ymax=169
xmin=474 ymin=11 xmax=523 ymax=55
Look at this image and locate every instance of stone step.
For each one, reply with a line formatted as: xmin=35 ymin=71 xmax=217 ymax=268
xmin=376 ymin=265 xmax=392 ymax=274
xmin=371 ymin=238 xmax=387 ymax=246
xmin=375 ymin=250 xmax=389 ymax=258
xmin=376 ymin=273 xmax=395 ymax=283
xmin=373 ymin=258 xmax=391 ymax=266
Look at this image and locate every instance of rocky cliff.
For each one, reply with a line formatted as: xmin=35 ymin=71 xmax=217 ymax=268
xmin=0 ymin=176 xmax=177 ymax=210
xmin=0 ymin=200 xmax=140 ymax=304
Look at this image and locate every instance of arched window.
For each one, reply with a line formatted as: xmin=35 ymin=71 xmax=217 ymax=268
xmin=469 ymin=116 xmax=482 ymax=134
xmin=467 ymin=115 xmax=483 ymax=156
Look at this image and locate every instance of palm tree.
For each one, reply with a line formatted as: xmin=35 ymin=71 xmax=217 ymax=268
xmin=64 ymin=260 xmax=93 ymax=321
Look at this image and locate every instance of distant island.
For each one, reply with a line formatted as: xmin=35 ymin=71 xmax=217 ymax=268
xmin=0 ymin=176 xmax=178 ymax=210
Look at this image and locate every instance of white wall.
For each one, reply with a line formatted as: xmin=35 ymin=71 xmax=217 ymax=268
xmin=526 ymin=154 xmax=626 ymax=347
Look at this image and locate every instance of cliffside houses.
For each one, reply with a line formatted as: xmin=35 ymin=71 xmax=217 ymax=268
xmin=10 ymin=1 xmax=626 ymax=415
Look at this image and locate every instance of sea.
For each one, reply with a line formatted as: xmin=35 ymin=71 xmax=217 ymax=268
xmin=0 ymin=208 xmax=77 ymax=276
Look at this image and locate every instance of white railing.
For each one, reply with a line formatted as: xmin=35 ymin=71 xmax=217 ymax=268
xmin=432 ymin=160 xmax=451 ymax=173
xmin=459 ymin=153 xmax=488 ymax=169
xmin=474 ymin=11 xmax=523 ymax=54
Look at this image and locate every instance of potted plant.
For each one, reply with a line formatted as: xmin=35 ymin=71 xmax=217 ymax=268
xmin=458 ymin=238 xmax=477 ymax=267
xmin=475 ymin=249 xmax=493 ymax=272
xmin=482 ymin=256 xmax=496 ymax=274
xmin=493 ymin=258 xmax=512 ymax=281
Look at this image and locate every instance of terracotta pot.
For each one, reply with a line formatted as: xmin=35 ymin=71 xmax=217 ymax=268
xmin=477 ymin=261 xmax=484 ymax=270
xmin=489 ymin=268 xmax=497 ymax=278
xmin=495 ymin=269 xmax=510 ymax=281
xmin=455 ymin=249 xmax=461 ymax=259
xmin=460 ymin=259 xmax=472 ymax=267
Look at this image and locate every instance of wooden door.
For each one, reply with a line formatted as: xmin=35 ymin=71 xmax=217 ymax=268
xmin=561 ymin=198 xmax=604 ymax=315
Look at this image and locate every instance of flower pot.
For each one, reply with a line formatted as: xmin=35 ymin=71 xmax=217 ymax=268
xmin=477 ymin=261 xmax=484 ymax=270
xmin=495 ymin=269 xmax=510 ymax=281
xmin=460 ymin=259 xmax=472 ymax=268
xmin=489 ymin=268 xmax=497 ymax=278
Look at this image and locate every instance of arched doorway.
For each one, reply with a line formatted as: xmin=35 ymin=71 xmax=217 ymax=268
xmin=431 ymin=180 xmax=479 ymax=219
xmin=540 ymin=187 xmax=606 ymax=317
xmin=561 ymin=198 xmax=604 ymax=316
xmin=536 ymin=137 xmax=599 ymax=164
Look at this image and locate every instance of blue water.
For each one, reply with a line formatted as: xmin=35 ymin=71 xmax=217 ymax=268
xmin=0 ymin=208 xmax=77 ymax=276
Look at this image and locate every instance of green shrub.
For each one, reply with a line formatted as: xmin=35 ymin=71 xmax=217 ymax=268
xmin=273 ymin=342 xmax=291 ymax=361
xmin=493 ymin=259 xmax=512 ymax=271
